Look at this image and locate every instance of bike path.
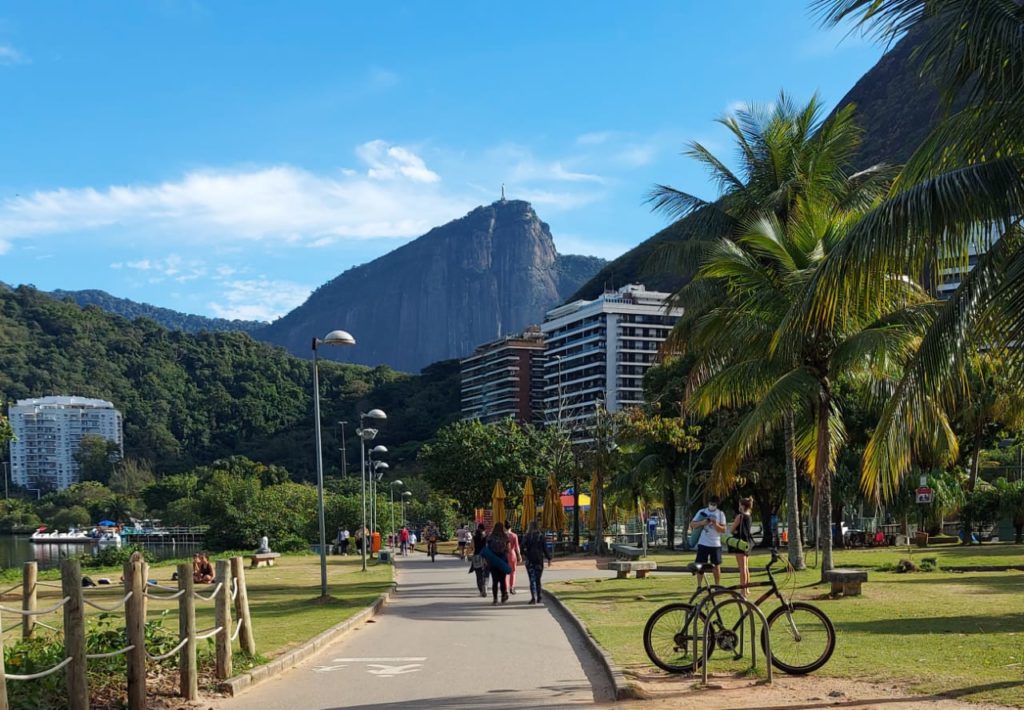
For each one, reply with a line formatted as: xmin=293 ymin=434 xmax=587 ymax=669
xmin=214 ymin=551 xmax=615 ymax=709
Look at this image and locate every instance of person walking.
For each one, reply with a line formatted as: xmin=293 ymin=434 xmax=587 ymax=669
xmin=505 ymin=522 xmax=521 ymax=594
xmin=486 ymin=522 xmax=510 ymax=605
xmin=689 ymin=495 xmax=727 ymax=586
xmin=522 ymin=521 xmax=552 ymax=604
xmin=399 ymin=526 xmax=410 ymax=556
xmin=471 ymin=523 xmax=488 ymax=597
xmin=731 ymin=497 xmax=755 ymax=596
xmin=456 ymin=524 xmax=471 ymax=560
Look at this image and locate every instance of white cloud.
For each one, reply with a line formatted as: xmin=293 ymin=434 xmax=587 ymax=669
xmin=0 ymin=238 xmax=9 ymax=255
xmin=0 ymin=141 xmax=468 ymax=247
xmin=208 ymin=278 xmax=312 ymax=322
xmin=576 ymin=131 xmax=614 ymax=146
xmin=0 ymin=45 xmax=25 ymax=65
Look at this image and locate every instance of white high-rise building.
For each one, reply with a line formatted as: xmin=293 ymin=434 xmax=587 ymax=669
xmin=8 ymin=396 xmax=124 ymax=492
xmin=541 ymin=284 xmax=683 ymax=434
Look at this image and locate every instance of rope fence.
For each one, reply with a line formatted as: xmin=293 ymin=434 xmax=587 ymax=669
xmin=0 ymin=555 xmax=257 ymax=710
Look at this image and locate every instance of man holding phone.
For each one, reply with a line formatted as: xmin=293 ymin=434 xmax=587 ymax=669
xmin=690 ymin=495 xmax=727 ymax=585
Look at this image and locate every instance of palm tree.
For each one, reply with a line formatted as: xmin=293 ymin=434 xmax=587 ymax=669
xmin=651 ymin=95 xmax=895 ymax=570
xmin=809 ymin=0 xmax=1024 ymax=501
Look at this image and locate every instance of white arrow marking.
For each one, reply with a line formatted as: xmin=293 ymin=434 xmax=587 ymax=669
xmin=312 ymin=664 xmax=348 ymax=673
xmin=366 ymin=663 xmax=422 ymax=676
xmin=332 ymin=657 xmax=426 ymax=662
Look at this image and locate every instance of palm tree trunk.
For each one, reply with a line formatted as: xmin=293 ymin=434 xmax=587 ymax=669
xmin=784 ymin=412 xmax=806 ymax=569
xmin=815 ymin=388 xmax=835 ymax=577
xmin=664 ymin=485 xmax=676 ymax=550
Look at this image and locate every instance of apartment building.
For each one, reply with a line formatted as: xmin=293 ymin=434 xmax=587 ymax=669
xmin=8 ymin=396 xmax=124 ymax=492
xmin=460 ymin=328 xmax=547 ymax=424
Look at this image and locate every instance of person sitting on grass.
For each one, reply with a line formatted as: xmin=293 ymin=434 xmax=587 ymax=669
xmin=192 ymin=552 xmax=214 ymax=584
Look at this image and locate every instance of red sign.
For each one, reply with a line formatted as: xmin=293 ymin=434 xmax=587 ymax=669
xmin=916 ymin=486 xmax=933 ymax=495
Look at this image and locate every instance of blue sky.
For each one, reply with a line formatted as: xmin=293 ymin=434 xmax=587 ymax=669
xmin=0 ymin=2 xmax=883 ymax=322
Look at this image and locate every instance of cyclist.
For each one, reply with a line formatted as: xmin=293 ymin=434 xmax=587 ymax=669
xmin=425 ymin=522 xmax=440 ymax=560
xmin=689 ymin=495 xmax=727 ymax=586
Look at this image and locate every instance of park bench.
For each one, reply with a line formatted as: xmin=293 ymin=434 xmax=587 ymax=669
xmin=608 ymin=560 xmax=657 ymax=579
xmin=823 ymin=568 xmax=868 ymax=596
xmin=611 ymin=543 xmax=644 ymax=561
xmin=248 ymin=552 xmax=281 ymax=569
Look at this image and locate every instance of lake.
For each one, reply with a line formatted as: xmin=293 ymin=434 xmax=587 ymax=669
xmin=0 ymin=535 xmax=203 ymax=572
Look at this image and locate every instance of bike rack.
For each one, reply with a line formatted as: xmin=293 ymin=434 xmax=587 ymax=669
xmin=689 ymin=589 xmax=774 ymax=686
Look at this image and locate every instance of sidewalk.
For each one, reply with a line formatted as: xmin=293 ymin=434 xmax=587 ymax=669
xmin=213 ymin=550 xmax=614 ymax=709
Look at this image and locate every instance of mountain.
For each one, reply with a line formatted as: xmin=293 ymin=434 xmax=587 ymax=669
xmin=0 ymin=285 xmax=461 ymax=479
xmin=258 ymin=199 xmax=606 ymax=372
xmin=48 ymin=288 xmax=267 ymax=335
xmin=569 ymin=29 xmax=941 ymax=302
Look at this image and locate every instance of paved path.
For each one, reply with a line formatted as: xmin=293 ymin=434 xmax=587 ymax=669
xmin=215 ymin=551 xmax=614 ymax=709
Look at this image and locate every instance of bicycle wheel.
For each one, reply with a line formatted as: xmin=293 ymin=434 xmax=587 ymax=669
xmin=643 ymin=603 xmax=715 ymax=673
xmin=761 ymin=602 xmax=836 ymax=674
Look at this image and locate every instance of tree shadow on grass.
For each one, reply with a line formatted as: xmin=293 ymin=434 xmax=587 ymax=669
xmin=837 ymin=611 xmax=1022 ymax=635
xmin=883 ymin=572 xmax=1024 ymax=594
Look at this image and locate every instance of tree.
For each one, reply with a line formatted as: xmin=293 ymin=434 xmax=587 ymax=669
xmin=995 ymin=478 xmax=1024 ymax=544
xmin=109 ymin=458 xmax=155 ymax=497
xmin=73 ymin=434 xmax=121 ymax=485
xmin=52 ymin=505 xmax=91 ymax=530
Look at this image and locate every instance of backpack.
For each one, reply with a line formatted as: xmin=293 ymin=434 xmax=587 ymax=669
xmin=488 ymin=534 xmax=507 ymax=556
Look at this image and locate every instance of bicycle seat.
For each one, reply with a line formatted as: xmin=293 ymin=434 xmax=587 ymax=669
xmin=687 ymin=562 xmax=706 ymax=575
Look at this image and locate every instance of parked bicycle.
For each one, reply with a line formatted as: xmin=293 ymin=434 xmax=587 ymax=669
xmin=643 ymin=549 xmax=835 ymax=675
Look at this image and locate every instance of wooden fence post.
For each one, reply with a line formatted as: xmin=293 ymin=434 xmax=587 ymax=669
xmin=61 ymin=558 xmax=88 ymax=710
xmin=0 ymin=607 xmax=9 ymax=710
xmin=123 ymin=557 xmax=147 ymax=710
xmin=229 ymin=557 xmax=256 ymax=656
xmin=21 ymin=562 xmax=36 ymax=639
xmin=176 ymin=563 xmax=197 ymax=701
xmin=214 ymin=560 xmax=232 ymax=680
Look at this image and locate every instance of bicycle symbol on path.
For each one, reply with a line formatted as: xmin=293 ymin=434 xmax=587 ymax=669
xmin=312 ymin=657 xmax=426 ymax=677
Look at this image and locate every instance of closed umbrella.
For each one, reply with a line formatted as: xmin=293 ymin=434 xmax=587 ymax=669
xmin=491 ymin=480 xmax=507 ymax=526
xmin=519 ymin=477 xmax=537 ymax=530
xmin=541 ymin=473 xmax=566 ymax=532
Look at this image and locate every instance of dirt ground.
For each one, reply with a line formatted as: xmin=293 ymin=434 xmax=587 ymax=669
xmin=613 ymin=670 xmax=1020 ymax=710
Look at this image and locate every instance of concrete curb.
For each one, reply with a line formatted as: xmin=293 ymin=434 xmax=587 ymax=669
xmin=218 ymin=579 xmax=398 ymax=697
xmin=544 ymin=587 xmax=640 ymax=701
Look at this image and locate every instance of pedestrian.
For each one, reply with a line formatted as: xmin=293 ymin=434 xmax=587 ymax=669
xmin=456 ymin=523 xmax=471 ymax=560
xmin=409 ymin=529 xmax=417 ymax=553
xmin=470 ymin=523 xmax=488 ymax=596
xmin=730 ymin=497 xmax=755 ymax=596
xmin=486 ymin=522 xmax=510 ymax=605
xmin=522 ymin=521 xmax=552 ymax=604
xmin=336 ymin=527 xmax=350 ymax=555
xmin=399 ymin=526 xmax=410 ymax=556
xmin=689 ymin=495 xmax=727 ymax=586
xmin=505 ymin=521 xmax=520 ymax=594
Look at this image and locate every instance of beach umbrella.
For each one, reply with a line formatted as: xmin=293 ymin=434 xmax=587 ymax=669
xmin=491 ymin=480 xmax=507 ymax=526
xmin=560 ymin=491 xmax=591 ymax=509
xmin=98 ymin=520 xmax=116 ymax=527
xmin=541 ymin=473 xmax=566 ymax=532
xmin=519 ymin=477 xmax=537 ymax=530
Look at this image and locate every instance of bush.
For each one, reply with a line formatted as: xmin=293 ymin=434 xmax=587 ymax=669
xmin=80 ymin=544 xmax=153 ymax=569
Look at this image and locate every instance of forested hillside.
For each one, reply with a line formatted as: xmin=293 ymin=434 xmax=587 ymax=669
xmin=0 ymin=286 xmax=461 ymax=481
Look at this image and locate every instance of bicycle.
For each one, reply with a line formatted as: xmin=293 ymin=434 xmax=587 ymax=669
xmin=427 ymin=539 xmax=438 ymax=562
xmin=643 ymin=549 xmax=835 ymax=675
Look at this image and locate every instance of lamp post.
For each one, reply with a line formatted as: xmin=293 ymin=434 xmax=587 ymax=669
xmin=402 ymin=491 xmax=412 ymax=535
xmin=369 ymin=446 xmax=387 ymax=534
xmin=312 ymin=330 xmax=356 ymax=598
xmin=389 ymin=478 xmax=403 ymax=553
xmin=358 ymin=409 xmax=387 ymax=571
xmin=338 ymin=421 xmax=348 ymax=477
xmin=372 ymin=459 xmax=388 ymax=538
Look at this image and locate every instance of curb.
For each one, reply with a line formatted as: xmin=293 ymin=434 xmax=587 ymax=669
xmin=544 ymin=588 xmax=640 ymax=701
xmin=218 ymin=579 xmax=398 ymax=697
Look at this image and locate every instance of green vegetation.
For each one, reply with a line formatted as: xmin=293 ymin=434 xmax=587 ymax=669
xmin=551 ymin=545 xmax=1024 ymax=706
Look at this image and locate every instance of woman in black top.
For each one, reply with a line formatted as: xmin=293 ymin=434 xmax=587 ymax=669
xmin=521 ymin=521 xmax=552 ymax=604
xmin=731 ymin=497 xmax=755 ymax=596
xmin=470 ymin=523 xmax=488 ymax=596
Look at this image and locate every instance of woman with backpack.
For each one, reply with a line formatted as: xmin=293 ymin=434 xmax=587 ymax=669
xmin=731 ymin=497 xmax=756 ymax=596
xmin=522 ymin=521 xmax=552 ymax=604
xmin=470 ymin=523 xmax=488 ymax=596
xmin=486 ymin=522 xmax=510 ymax=605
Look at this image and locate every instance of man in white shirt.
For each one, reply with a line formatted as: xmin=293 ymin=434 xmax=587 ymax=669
xmin=690 ymin=495 xmax=727 ymax=585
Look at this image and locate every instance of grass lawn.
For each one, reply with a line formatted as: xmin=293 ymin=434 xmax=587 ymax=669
xmin=1 ymin=553 xmax=395 ymax=663
xmin=550 ymin=544 xmax=1024 ymax=707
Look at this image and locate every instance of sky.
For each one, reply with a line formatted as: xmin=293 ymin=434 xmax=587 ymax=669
xmin=0 ymin=2 xmax=884 ymax=322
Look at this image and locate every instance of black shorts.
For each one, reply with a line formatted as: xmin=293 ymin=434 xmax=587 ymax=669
xmin=695 ymin=544 xmax=722 ymax=566
xmin=458 ymin=541 xmax=467 ymax=548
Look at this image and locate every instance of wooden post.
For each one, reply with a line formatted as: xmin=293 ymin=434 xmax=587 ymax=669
xmin=123 ymin=558 xmax=147 ymax=710
xmin=0 ymin=607 xmax=9 ymax=710
xmin=230 ymin=556 xmax=256 ymax=656
xmin=61 ymin=558 xmax=88 ymax=710
xmin=21 ymin=562 xmax=36 ymax=639
xmin=176 ymin=563 xmax=198 ymax=701
xmin=214 ymin=560 xmax=232 ymax=679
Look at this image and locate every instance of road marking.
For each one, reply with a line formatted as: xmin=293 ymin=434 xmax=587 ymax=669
xmin=366 ymin=663 xmax=422 ymax=676
xmin=312 ymin=664 xmax=348 ymax=673
xmin=332 ymin=657 xmax=426 ymax=662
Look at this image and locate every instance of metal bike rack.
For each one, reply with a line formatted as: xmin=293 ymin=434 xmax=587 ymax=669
xmin=689 ymin=589 xmax=773 ymax=686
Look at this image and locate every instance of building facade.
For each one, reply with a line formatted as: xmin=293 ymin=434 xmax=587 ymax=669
xmin=8 ymin=396 xmax=124 ymax=492
xmin=541 ymin=284 xmax=683 ymax=433
xmin=460 ymin=328 xmax=547 ymax=424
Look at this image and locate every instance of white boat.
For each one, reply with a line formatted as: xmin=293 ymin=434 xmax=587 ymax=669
xmin=30 ymin=528 xmax=122 ymax=545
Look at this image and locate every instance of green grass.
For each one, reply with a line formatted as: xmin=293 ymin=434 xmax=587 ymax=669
xmin=1 ymin=553 xmax=394 ymax=662
xmin=550 ymin=544 xmax=1024 ymax=707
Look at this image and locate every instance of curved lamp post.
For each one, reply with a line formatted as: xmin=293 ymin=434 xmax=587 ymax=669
xmin=312 ymin=330 xmax=355 ymax=598
xmin=401 ymin=491 xmax=412 ymax=536
xmin=369 ymin=446 xmax=388 ymax=534
xmin=358 ymin=409 xmax=387 ymax=570
xmin=389 ymin=478 xmax=403 ymax=555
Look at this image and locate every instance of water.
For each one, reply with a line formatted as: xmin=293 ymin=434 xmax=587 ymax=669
xmin=0 ymin=535 xmax=203 ymax=572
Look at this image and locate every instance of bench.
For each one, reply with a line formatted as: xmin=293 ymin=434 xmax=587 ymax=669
xmin=611 ymin=543 xmax=644 ymax=561
xmin=248 ymin=552 xmax=281 ymax=568
xmin=823 ymin=568 xmax=868 ymax=596
xmin=608 ymin=560 xmax=657 ymax=579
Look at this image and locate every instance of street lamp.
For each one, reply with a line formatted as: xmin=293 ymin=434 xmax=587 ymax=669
xmin=389 ymin=479 xmax=404 ymax=554
xmin=402 ymin=491 xmax=412 ymax=536
xmin=312 ymin=330 xmax=356 ymax=598
xmin=358 ymin=409 xmax=387 ymax=571
xmin=369 ymin=446 xmax=388 ymax=534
